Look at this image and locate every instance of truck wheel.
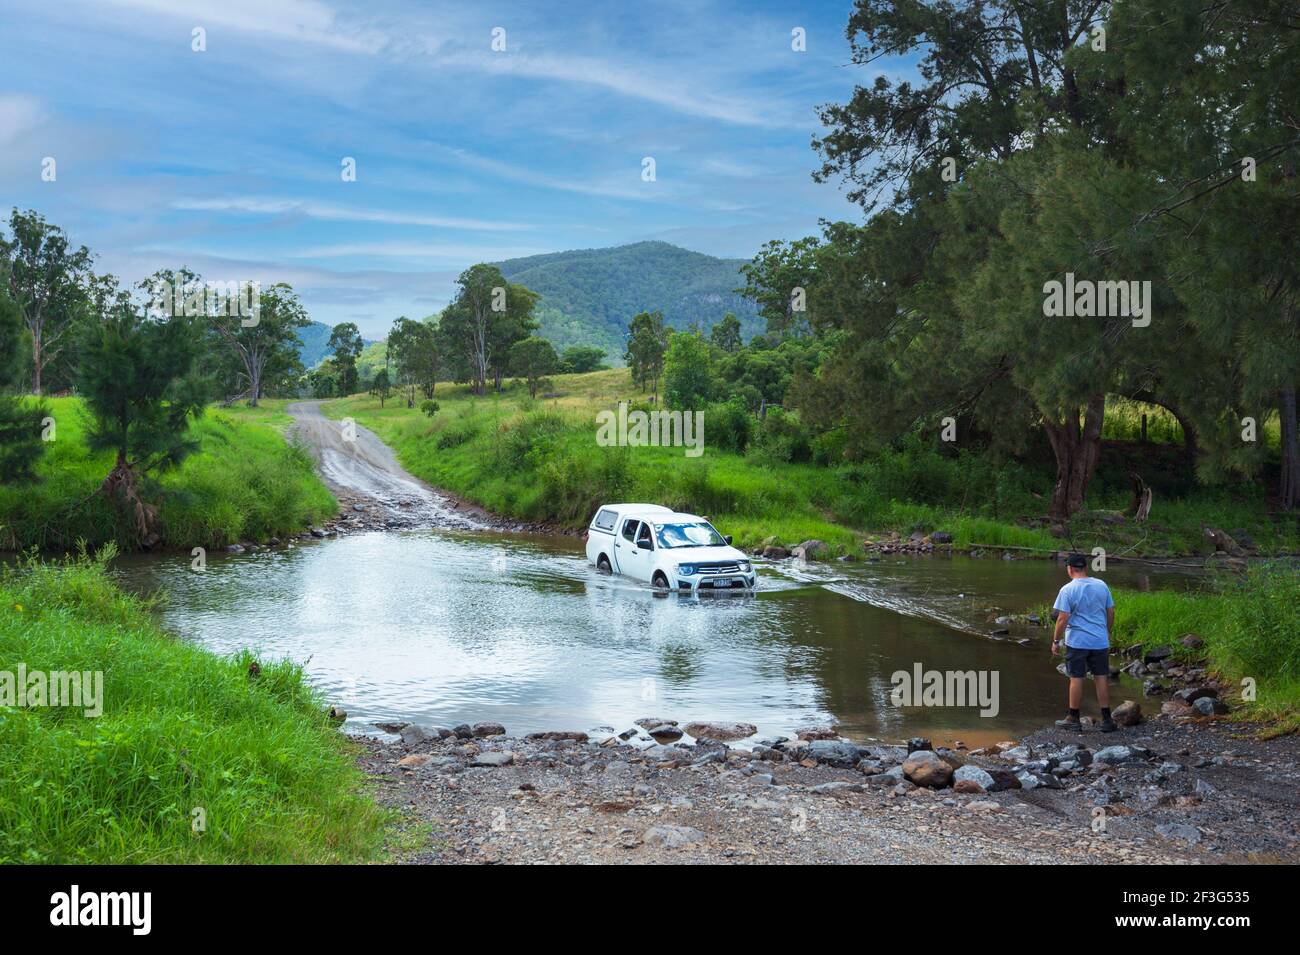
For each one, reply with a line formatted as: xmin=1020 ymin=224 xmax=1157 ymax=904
xmin=597 ymin=554 xmax=611 ymax=573
xmin=652 ymin=571 xmax=670 ymax=590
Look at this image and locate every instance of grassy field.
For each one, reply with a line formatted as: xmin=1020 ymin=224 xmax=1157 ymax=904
xmin=0 ymin=397 xmax=335 ymax=552
xmin=0 ymin=548 xmax=389 ymax=863
xmin=325 ymin=369 xmax=1299 ymax=557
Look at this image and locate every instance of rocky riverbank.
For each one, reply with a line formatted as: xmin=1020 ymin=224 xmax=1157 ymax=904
xmin=356 ymin=707 xmax=1300 ymax=865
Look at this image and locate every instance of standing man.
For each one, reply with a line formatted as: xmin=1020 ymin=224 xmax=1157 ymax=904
xmin=1051 ymin=553 xmax=1117 ymax=732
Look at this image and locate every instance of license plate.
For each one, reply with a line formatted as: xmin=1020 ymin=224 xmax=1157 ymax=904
xmin=715 ymin=577 xmax=738 ymax=587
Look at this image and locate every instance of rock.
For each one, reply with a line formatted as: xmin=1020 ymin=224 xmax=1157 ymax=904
xmin=983 ymin=769 xmax=1023 ymax=792
xmin=683 ymin=721 xmax=756 ymax=741
xmin=1142 ymin=679 xmax=1166 ymax=695
xmin=953 ymin=765 xmax=996 ymax=791
xmin=310 ymin=527 xmax=327 ymax=539
xmin=793 ymin=539 xmax=829 ymax=560
xmin=1017 ymin=771 xmax=1062 ymax=790
xmin=953 ymin=779 xmax=986 ymax=795
xmin=761 ymin=545 xmax=791 ymax=559
xmin=524 ymin=730 xmax=589 ymax=742
xmin=1192 ymin=696 xmax=1228 ymax=716
xmin=907 ymin=737 xmax=933 ymax=754
xmin=375 ymin=721 xmax=409 ymax=734
xmin=1179 ymin=633 xmax=1205 ymax=650
xmin=1112 ymin=700 xmax=1143 ymax=726
xmin=902 ymin=750 xmax=954 ymax=788
xmin=794 ymin=725 xmax=838 ymax=740
xmin=1094 ymin=745 xmax=1138 ymax=764
xmin=1161 ymin=699 xmax=1195 ymax=717
xmin=805 ymin=739 xmax=862 ymax=767
xmin=1172 ymin=686 xmax=1218 ymax=704
xmin=225 ymin=544 xmax=246 ymax=554
xmin=1144 ymin=646 xmax=1174 ymax=665
xmin=809 ymin=781 xmax=864 ymax=795
xmin=452 ymin=724 xmax=473 ymax=739
xmin=326 ymin=705 xmax=347 ymax=723
xmin=397 ymin=754 xmax=431 ymax=768
xmin=472 ymin=721 xmax=507 ymax=737
xmin=400 ymin=725 xmax=430 ymax=746
xmin=471 ymin=751 xmax=515 ymax=767
xmin=931 ymin=531 xmax=954 ymax=544
xmin=634 ymin=717 xmax=677 ymax=729
xmin=1154 ymin=822 xmax=1201 ymax=846
xmin=643 ymin=825 xmax=704 ymax=849
xmin=646 ymin=724 xmax=683 ymax=742
xmin=965 ymin=800 xmax=1001 ymax=812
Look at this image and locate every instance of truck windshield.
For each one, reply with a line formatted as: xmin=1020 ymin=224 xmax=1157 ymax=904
xmin=655 ymin=522 xmax=725 ymax=549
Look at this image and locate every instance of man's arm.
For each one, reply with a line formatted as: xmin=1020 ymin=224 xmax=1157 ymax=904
xmin=1052 ymin=611 xmax=1069 ymax=654
xmin=1107 ymin=607 xmax=1115 ymax=639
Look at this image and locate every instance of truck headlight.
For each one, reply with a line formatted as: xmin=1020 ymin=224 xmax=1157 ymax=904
xmin=676 ymin=564 xmax=697 ymax=576
xmin=738 ymin=560 xmax=752 ymax=573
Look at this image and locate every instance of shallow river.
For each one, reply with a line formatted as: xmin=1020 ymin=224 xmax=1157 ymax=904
xmin=112 ymin=530 xmax=1202 ymax=747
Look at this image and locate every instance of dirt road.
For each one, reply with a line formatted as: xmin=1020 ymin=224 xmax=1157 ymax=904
xmin=286 ymin=400 xmax=489 ymax=532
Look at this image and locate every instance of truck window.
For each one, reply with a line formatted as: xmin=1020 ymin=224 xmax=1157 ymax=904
xmin=621 ymin=519 xmax=640 ymax=542
xmin=592 ymin=508 xmax=617 ymax=531
xmin=636 ymin=522 xmax=654 ymax=549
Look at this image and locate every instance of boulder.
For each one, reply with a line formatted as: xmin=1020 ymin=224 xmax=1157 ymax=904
xmin=953 ymin=778 xmax=986 ymax=795
xmin=902 ymin=750 xmax=954 ymax=788
xmin=1178 ymin=633 xmax=1205 ymax=650
xmin=524 ymin=730 xmax=589 ymax=742
xmin=1143 ymin=646 xmax=1174 ymax=665
xmin=396 ymin=754 xmax=431 ymax=768
xmin=646 ymin=724 xmax=683 ymax=742
xmin=1161 ymin=699 xmax=1195 ymax=717
xmin=1111 ymin=700 xmax=1143 ymax=727
xmin=643 ymin=825 xmax=705 ymax=849
xmin=907 ymin=737 xmax=933 ymax=754
xmin=1154 ymin=822 xmax=1202 ymax=846
xmin=793 ymin=539 xmax=829 ymax=560
xmin=1172 ymin=686 xmax=1218 ymax=704
xmin=470 ymin=751 xmax=514 ymax=767
xmin=931 ymin=531 xmax=954 ymax=544
xmin=1192 ymin=696 xmax=1228 ymax=716
xmin=472 ymin=721 xmax=507 ymax=737
xmin=634 ymin=717 xmax=677 ymax=729
xmin=805 ymin=739 xmax=862 ymax=767
xmin=761 ymin=545 xmax=791 ymax=559
xmin=1017 ymin=771 xmax=1062 ymax=790
xmin=953 ymin=765 xmax=996 ymax=791
xmin=683 ymin=721 xmax=756 ymax=741
xmin=794 ymin=725 xmax=839 ymax=741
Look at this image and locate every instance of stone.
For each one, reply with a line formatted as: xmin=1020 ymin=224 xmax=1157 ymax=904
xmin=1154 ymin=822 xmax=1201 ymax=846
xmin=326 ymin=705 xmax=347 ymax=722
xmin=1192 ymin=696 xmax=1228 ymax=716
xmin=471 ymin=751 xmax=515 ymax=767
xmin=761 ymin=545 xmax=791 ymax=559
xmin=983 ymin=769 xmax=1023 ymax=792
xmin=1094 ymin=745 xmax=1139 ymax=764
xmin=1143 ymin=646 xmax=1174 ymax=665
xmin=931 ymin=531 xmax=954 ymax=544
xmin=1111 ymin=700 xmax=1143 ymax=727
xmin=793 ymin=539 xmax=829 ymax=560
xmin=643 ymin=825 xmax=704 ymax=849
xmin=1017 ymin=771 xmax=1062 ymax=790
xmin=683 ymin=721 xmax=756 ymax=741
xmin=472 ymin=721 xmax=507 ymax=737
xmin=452 ymin=724 xmax=473 ymax=739
xmin=396 ymin=754 xmax=431 ymax=768
xmin=794 ymin=725 xmax=838 ymax=740
xmin=400 ymin=725 xmax=430 ymax=746
xmin=634 ymin=717 xmax=677 ymax=729
xmin=646 ymin=724 xmax=683 ymax=742
xmin=1179 ymin=633 xmax=1205 ymax=650
xmin=953 ymin=764 xmax=996 ymax=791
xmin=1161 ymin=699 xmax=1195 ymax=717
xmin=524 ymin=730 xmax=589 ymax=742
xmin=953 ymin=779 xmax=986 ymax=795
xmin=1172 ymin=686 xmax=1218 ymax=704
xmin=965 ymin=800 xmax=1001 ymax=812
xmin=907 ymin=737 xmax=933 ymax=754
xmin=902 ymin=750 xmax=954 ymax=788
xmin=805 ymin=739 xmax=862 ymax=767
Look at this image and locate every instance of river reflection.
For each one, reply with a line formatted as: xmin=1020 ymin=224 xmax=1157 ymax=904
xmin=110 ymin=531 xmax=1203 ymax=747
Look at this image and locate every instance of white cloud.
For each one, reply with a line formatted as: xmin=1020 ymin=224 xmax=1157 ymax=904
xmin=171 ymin=197 xmax=533 ymax=232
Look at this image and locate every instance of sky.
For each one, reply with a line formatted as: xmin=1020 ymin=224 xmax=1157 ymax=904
xmin=0 ymin=0 xmax=878 ymax=338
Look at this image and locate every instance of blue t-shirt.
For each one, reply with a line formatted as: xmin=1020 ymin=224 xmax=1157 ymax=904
xmin=1053 ymin=577 xmax=1114 ymax=649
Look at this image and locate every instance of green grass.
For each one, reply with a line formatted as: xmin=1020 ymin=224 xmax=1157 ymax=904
xmin=0 ymin=548 xmax=389 ymax=863
xmin=0 ymin=397 xmax=335 ymax=551
xmin=1110 ymin=564 xmax=1300 ymax=733
xmin=325 ymin=370 xmax=1297 ymax=557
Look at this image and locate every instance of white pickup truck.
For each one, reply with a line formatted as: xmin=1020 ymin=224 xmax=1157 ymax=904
xmin=585 ymin=503 xmax=757 ymax=592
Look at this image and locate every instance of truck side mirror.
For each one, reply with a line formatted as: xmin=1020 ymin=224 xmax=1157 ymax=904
xmin=724 ymin=535 xmax=733 ymax=545
xmin=637 ymin=539 xmax=652 ymax=550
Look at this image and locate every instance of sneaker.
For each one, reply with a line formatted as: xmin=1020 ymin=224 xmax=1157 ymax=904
xmin=1054 ymin=716 xmax=1083 ymax=731
xmin=1099 ymin=718 xmax=1118 ymax=733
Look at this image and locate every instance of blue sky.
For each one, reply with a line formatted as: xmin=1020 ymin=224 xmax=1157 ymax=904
xmin=0 ymin=0 xmax=879 ymax=338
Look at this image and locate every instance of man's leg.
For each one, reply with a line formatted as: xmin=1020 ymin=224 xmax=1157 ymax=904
xmin=1095 ymin=675 xmax=1110 ymax=709
xmin=1069 ymin=677 xmax=1085 ymax=711
xmin=1094 ymin=651 xmax=1116 ymax=730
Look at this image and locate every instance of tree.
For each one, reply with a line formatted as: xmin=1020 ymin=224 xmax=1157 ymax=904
xmin=209 ymin=281 xmax=309 ymax=408
xmin=624 ymin=310 xmax=669 ymax=396
xmin=559 ymin=345 xmax=608 ymax=374
xmin=372 ymin=368 xmax=392 ymax=408
xmin=76 ymin=298 xmax=208 ymax=543
xmin=0 ymin=209 xmax=94 ymax=395
xmin=709 ymin=312 xmax=743 ymax=352
xmin=738 ymin=238 xmax=819 ymax=338
xmin=0 ymin=284 xmax=45 ymax=482
xmin=663 ymin=331 xmax=715 ymax=411
xmin=327 ymin=322 xmax=364 ymax=396
xmin=509 ymin=336 xmax=559 ymax=398
xmin=388 ymin=317 xmax=439 ymax=406
xmin=437 ymin=265 xmax=537 ymax=395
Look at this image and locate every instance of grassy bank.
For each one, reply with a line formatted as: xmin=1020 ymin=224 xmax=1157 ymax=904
xmin=1109 ymin=565 xmax=1300 ymax=734
xmin=0 ymin=397 xmax=335 ymax=551
xmin=324 ymin=369 xmax=1297 ymax=557
xmin=0 ymin=549 xmax=388 ymax=863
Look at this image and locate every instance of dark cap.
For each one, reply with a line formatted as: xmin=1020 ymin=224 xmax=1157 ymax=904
xmin=1066 ymin=553 xmax=1087 ymax=569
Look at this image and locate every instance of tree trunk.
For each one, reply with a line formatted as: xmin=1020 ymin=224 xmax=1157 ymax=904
xmin=30 ymin=332 xmax=42 ymax=395
xmin=1281 ymin=382 xmax=1299 ymax=510
xmin=1043 ymin=394 xmax=1105 ymax=520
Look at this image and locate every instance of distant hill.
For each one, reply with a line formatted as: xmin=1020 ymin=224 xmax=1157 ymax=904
xmin=297 ymin=321 xmax=373 ymax=369
xmin=494 ymin=241 xmax=761 ymax=358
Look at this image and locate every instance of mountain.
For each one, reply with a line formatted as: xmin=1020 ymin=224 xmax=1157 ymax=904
xmin=297 ymin=321 xmax=373 ymax=369
xmin=494 ymin=241 xmax=761 ymax=358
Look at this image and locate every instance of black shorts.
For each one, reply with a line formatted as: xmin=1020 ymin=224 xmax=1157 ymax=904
xmin=1065 ymin=646 xmax=1109 ymax=677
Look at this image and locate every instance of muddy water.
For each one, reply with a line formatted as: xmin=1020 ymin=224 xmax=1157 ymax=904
xmin=111 ymin=531 xmax=1202 ymax=747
